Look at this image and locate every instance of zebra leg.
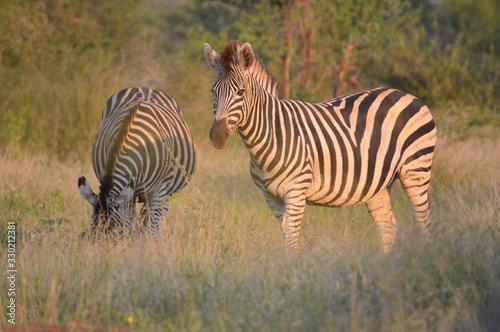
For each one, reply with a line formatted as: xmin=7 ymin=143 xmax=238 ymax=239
xmin=400 ymin=167 xmax=432 ymax=236
xmin=263 ymin=191 xmax=305 ymax=249
xmin=282 ymin=191 xmax=307 ymax=250
xmin=146 ymin=198 xmax=170 ymax=238
xmin=129 ymin=200 xmax=139 ymax=235
xmin=365 ymin=188 xmax=397 ymax=253
xmin=263 ymin=191 xmax=285 ymax=224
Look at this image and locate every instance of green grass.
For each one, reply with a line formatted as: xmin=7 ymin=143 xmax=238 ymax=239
xmin=0 ymin=137 xmax=499 ymax=331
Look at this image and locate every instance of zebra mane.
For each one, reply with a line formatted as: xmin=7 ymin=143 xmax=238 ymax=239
xmin=220 ymin=40 xmax=279 ymax=97
xmin=100 ymin=103 xmax=139 ymax=196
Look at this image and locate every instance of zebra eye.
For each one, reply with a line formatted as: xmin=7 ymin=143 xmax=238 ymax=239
xmin=236 ymin=88 xmax=245 ymax=96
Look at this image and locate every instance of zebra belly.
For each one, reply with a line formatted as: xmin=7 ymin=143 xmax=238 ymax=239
xmin=304 ymin=186 xmax=366 ymax=207
xmin=303 ymin=162 xmax=396 ymax=207
xmin=305 ymin=196 xmax=364 ymax=208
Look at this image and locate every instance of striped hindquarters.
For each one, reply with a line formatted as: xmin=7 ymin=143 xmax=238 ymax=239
xmin=92 ymin=87 xmax=196 ymax=198
xmin=300 ymin=87 xmax=436 ymax=206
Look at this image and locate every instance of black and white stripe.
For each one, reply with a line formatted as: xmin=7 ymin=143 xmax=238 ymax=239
xmin=78 ymin=87 xmax=196 ymax=235
xmin=204 ymin=41 xmax=436 ymax=252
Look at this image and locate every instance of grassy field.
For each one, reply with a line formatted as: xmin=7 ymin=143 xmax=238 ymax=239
xmin=0 ymin=133 xmax=499 ymax=331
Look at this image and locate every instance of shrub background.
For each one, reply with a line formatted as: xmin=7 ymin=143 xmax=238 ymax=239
xmin=0 ymin=0 xmax=498 ymax=156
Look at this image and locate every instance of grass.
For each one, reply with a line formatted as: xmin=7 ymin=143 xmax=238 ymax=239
xmin=0 ymin=136 xmax=499 ymax=331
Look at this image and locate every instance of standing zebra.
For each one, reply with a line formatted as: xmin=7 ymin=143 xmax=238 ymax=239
xmin=78 ymin=87 xmax=196 ymax=235
xmin=204 ymin=41 xmax=436 ymax=252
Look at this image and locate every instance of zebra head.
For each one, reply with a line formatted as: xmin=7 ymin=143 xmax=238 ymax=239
xmin=78 ymin=175 xmax=134 ymax=234
xmin=204 ymin=41 xmax=258 ymax=149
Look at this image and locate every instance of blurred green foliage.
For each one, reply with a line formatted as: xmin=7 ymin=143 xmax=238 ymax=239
xmin=0 ymin=0 xmax=498 ymax=158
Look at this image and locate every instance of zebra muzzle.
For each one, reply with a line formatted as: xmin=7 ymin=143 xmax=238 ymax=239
xmin=209 ymin=119 xmax=230 ymax=149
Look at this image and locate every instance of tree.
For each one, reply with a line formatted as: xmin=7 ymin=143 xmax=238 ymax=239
xmin=232 ymin=0 xmax=419 ymax=100
xmin=0 ymin=0 xmax=144 ymax=154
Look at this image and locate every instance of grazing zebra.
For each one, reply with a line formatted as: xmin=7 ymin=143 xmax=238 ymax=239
xmin=204 ymin=41 xmax=436 ymax=252
xmin=78 ymin=87 xmax=196 ymax=235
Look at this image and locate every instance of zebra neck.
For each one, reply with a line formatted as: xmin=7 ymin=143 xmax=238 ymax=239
xmin=238 ymin=91 xmax=288 ymax=167
xmin=249 ymin=62 xmax=279 ymax=97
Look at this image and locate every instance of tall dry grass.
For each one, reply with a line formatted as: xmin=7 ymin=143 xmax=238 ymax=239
xmin=0 ymin=138 xmax=499 ymax=331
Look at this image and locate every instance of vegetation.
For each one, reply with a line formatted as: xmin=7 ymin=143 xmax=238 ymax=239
xmin=0 ymin=0 xmax=498 ymax=156
xmin=0 ymin=0 xmax=498 ymax=330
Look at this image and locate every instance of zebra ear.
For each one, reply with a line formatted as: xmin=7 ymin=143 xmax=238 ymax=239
xmin=204 ymin=43 xmax=221 ymax=72
xmin=78 ymin=176 xmax=98 ymax=206
xmin=113 ymin=186 xmax=135 ymax=206
xmin=237 ymin=43 xmax=255 ymax=71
